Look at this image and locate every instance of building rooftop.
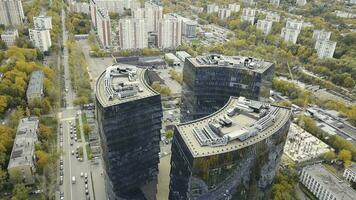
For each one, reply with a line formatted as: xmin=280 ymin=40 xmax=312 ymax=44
xmin=8 ymin=117 xmax=39 ymax=169
xmin=187 ymin=54 xmax=274 ymax=74
xmin=165 ymin=53 xmax=180 ymax=62
xmin=1 ymin=29 xmax=18 ymax=36
xmin=176 ymin=97 xmax=291 ymax=157
xmin=26 ymin=70 xmax=44 ymax=97
xmin=96 ymin=65 xmax=158 ymax=107
xmin=303 ymin=164 xmax=356 ymax=200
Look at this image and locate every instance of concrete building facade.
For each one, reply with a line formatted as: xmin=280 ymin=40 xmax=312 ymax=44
xmin=26 ymin=70 xmax=44 ymax=103
xmin=158 ymin=16 xmax=182 ymax=49
xmin=0 ymin=0 xmax=24 ymax=26
xmin=313 ymin=29 xmax=331 ymax=41
xmin=96 ymin=8 xmax=111 ymax=48
xmin=218 ymin=8 xmax=232 ymax=19
xmin=1 ymin=29 xmax=18 ymax=47
xmin=181 ymin=54 xmax=275 ymax=122
xmin=33 ymin=15 xmax=52 ymax=30
xmin=95 ymin=65 xmax=162 ymax=199
xmin=316 ymin=40 xmax=337 ymax=59
xmin=206 ymin=4 xmax=219 ymax=14
xmin=118 ymin=18 xmax=147 ymax=50
xmin=8 ymin=117 xmax=39 ymax=185
xmin=241 ymin=8 xmax=256 ymax=25
xmin=257 ymin=19 xmax=273 ymax=35
xmin=300 ymin=164 xmax=356 ymax=200
xmin=169 ymin=96 xmax=292 ymax=200
xmin=29 ymin=28 xmax=52 ymax=51
xmin=343 ymin=164 xmax=356 ymax=183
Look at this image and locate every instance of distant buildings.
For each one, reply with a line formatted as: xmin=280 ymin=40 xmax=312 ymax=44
xmin=257 ymin=19 xmax=273 ymax=35
xmin=181 ymin=54 xmax=274 ymax=121
xmin=95 ymin=65 xmax=162 ymax=199
xmin=118 ymin=18 xmax=147 ymax=50
xmin=206 ymin=4 xmax=219 ymax=14
xmin=270 ymin=0 xmax=280 ymax=6
xmin=228 ymin=3 xmax=240 ymax=12
xmin=335 ymin=10 xmax=356 ymax=18
xmin=158 ymin=15 xmax=182 ymax=49
xmin=284 ymin=123 xmax=332 ymax=163
xmin=313 ymin=30 xmax=336 ymax=59
xmin=296 ymin=0 xmax=307 ymax=6
xmin=96 ymin=8 xmax=111 ymax=48
xmin=266 ymin=12 xmax=281 ymax=22
xmin=218 ymin=8 xmax=232 ymax=19
xmin=300 ymin=164 xmax=356 ymax=200
xmin=26 ymin=70 xmax=44 ymax=103
xmin=33 ymin=15 xmax=52 ymax=30
xmin=0 ymin=0 xmax=24 ymax=26
xmin=70 ymin=2 xmax=90 ymax=14
xmin=144 ymin=1 xmax=164 ymax=32
xmin=241 ymin=8 xmax=256 ymax=25
xmin=281 ymin=20 xmax=303 ymax=44
xmin=8 ymin=117 xmax=39 ymax=185
xmin=1 ymin=29 xmax=18 ymax=47
xmin=343 ymin=164 xmax=356 ymax=183
xmin=29 ymin=28 xmax=52 ymax=52
xmin=169 ymin=96 xmax=292 ymax=199
xmin=90 ymin=0 xmax=139 ymax=21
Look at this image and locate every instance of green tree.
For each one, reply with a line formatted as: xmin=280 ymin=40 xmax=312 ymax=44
xmin=165 ymin=130 xmax=174 ymax=139
xmin=11 ymin=183 xmax=30 ymax=200
xmin=338 ymin=150 xmax=352 ymax=167
xmin=323 ymin=151 xmax=336 ymax=162
xmin=36 ymin=150 xmax=49 ymax=174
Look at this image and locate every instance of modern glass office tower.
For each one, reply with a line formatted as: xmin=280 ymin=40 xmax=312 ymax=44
xmin=95 ymin=65 xmax=162 ymax=200
xmin=181 ymin=54 xmax=274 ymax=122
xmin=169 ymin=97 xmax=292 ymax=200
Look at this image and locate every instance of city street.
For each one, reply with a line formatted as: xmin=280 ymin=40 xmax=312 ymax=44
xmin=57 ymin=8 xmax=107 ymax=200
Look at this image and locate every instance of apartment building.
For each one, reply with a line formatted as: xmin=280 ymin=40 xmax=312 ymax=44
xmin=157 ymin=15 xmax=182 ymax=49
xmin=218 ymin=8 xmax=232 ymax=19
xmin=29 ymin=28 xmax=52 ymax=51
xmin=1 ymin=29 xmax=18 ymax=47
xmin=316 ymin=40 xmax=337 ymax=59
xmin=96 ymin=8 xmax=111 ymax=48
xmin=241 ymin=8 xmax=256 ymax=25
xmin=0 ymin=0 xmax=24 ymax=26
xmin=118 ymin=18 xmax=147 ymax=49
xmin=343 ymin=164 xmax=356 ymax=183
xmin=257 ymin=19 xmax=273 ymax=35
xmin=206 ymin=4 xmax=219 ymax=13
xmin=26 ymin=70 xmax=44 ymax=103
xmin=33 ymin=15 xmax=52 ymax=30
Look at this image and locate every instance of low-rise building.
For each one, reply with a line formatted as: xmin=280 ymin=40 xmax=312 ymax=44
xmin=344 ymin=164 xmax=356 ymax=183
xmin=29 ymin=28 xmax=52 ymax=52
xmin=33 ymin=15 xmax=52 ymax=30
xmin=1 ymin=29 xmax=18 ymax=47
xmin=165 ymin=53 xmax=180 ymax=66
xmin=218 ymin=8 xmax=232 ymax=19
xmin=257 ymin=19 xmax=273 ymax=35
xmin=8 ymin=117 xmax=39 ymax=185
xmin=300 ymin=164 xmax=356 ymax=200
xmin=316 ymin=40 xmax=336 ymax=59
xmin=241 ymin=8 xmax=256 ymax=25
xmin=26 ymin=70 xmax=44 ymax=103
xmin=175 ymin=51 xmax=191 ymax=62
xmin=284 ymin=123 xmax=331 ymax=163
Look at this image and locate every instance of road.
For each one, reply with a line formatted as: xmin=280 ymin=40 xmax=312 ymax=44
xmin=57 ymin=8 xmax=107 ymax=200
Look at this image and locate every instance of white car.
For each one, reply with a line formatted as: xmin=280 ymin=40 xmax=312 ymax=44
xmin=72 ymin=176 xmax=76 ymax=184
xmin=84 ymin=173 xmax=88 ymax=179
xmin=71 ymin=150 xmax=75 ymax=155
xmin=80 ymin=172 xmax=84 ymax=177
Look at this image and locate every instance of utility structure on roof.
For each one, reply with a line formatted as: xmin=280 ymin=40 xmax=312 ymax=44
xmin=181 ymin=54 xmax=275 ymax=122
xmin=95 ymin=65 xmax=163 ymax=200
xmin=169 ymin=96 xmax=292 ymax=199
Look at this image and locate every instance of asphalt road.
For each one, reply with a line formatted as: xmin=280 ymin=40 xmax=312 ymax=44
xmin=57 ymin=8 xmax=107 ymax=200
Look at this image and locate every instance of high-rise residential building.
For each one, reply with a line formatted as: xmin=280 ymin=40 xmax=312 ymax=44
xmin=296 ymin=0 xmax=307 ymax=6
xmin=26 ymin=70 xmax=44 ymax=103
xmin=266 ymin=12 xmax=280 ymax=22
xmin=316 ymin=40 xmax=336 ymax=59
xmin=0 ymin=0 xmax=24 ymax=26
xmin=118 ymin=18 xmax=147 ymax=50
xmin=158 ymin=15 xmax=182 ymax=49
xmin=169 ymin=96 xmax=292 ymax=200
xmin=171 ymin=14 xmax=197 ymax=38
xmin=206 ymin=4 xmax=219 ymax=13
xmin=144 ymin=1 xmax=163 ymax=32
xmin=280 ymin=20 xmax=303 ymax=44
xmin=181 ymin=55 xmax=275 ymax=122
xmin=257 ymin=19 xmax=273 ymax=35
xmin=312 ymin=29 xmax=331 ymax=41
xmin=90 ymin=0 xmax=98 ymax=27
xmin=1 ymin=29 xmax=18 ymax=47
xmin=343 ymin=164 xmax=356 ymax=183
xmin=96 ymin=8 xmax=111 ymax=48
xmin=70 ymin=2 xmax=90 ymax=14
xmin=218 ymin=8 xmax=232 ymax=19
xmin=29 ymin=28 xmax=52 ymax=51
xmin=33 ymin=15 xmax=52 ymax=30
xmin=8 ymin=117 xmax=39 ymax=185
xmin=300 ymin=164 xmax=356 ymax=200
xmin=95 ymin=65 xmax=162 ymax=200
xmin=241 ymin=8 xmax=256 ymax=25
xmin=228 ymin=3 xmax=240 ymax=12
xmin=270 ymin=0 xmax=280 ymax=6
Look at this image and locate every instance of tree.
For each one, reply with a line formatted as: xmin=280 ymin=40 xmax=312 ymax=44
xmin=338 ymin=150 xmax=352 ymax=167
xmin=83 ymin=123 xmax=91 ymax=136
xmin=11 ymin=183 xmax=30 ymax=200
xmin=0 ymin=169 xmax=7 ymax=191
xmin=0 ymin=95 xmax=8 ymax=113
xmin=36 ymin=150 xmax=49 ymax=174
xmin=323 ymin=151 xmax=336 ymax=162
xmin=165 ymin=130 xmax=174 ymax=139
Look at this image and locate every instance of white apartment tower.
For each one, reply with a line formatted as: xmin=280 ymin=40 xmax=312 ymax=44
xmin=158 ymin=16 xmax=182 ymax=49
xmin=218 ymin=8 xmax=232 ymax=19
xmin=33 ymin=15 xmax=52 ymax=30
xmin=241 ymin=8 xmax=256 ymax=25
xmin=118 ymin=18 xmax=147 ymax=50
xmin=257 ymin=20 xmax=273 ymax=35
xmin=228 ymin=3 xmax=240 ymax=12
xmin=29 ymin=29 xmax=52 ymax=52
xmin=144 ymin=1 xmax=163 ymax=32
xmin=90 ymin=0 xmax=98 ymax=27
xmin=1 ymin=29 xmax=18 ymax=47
xmin=96 ymin=8 xmax=111 ymax=48
xmin=206 ymin=4 xmax=219 ymax=13
xmin=312 ymin=29 xmax=331 ymax=41
xmin=281 ymin=20 xmax=303 ymax=44
xmin=296 ymin=0 xmax=307 ymax=6
xmin=316 ymin=40 xmax=336 ymax=59
xmin=0 ymin=0 xmax=25 ymax=26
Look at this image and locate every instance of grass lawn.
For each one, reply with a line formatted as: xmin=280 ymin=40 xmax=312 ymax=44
xmin=85 ymin=144 xmax=93 ymax=160
xmin=75 ymin=118 xmax=82 ymax=141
